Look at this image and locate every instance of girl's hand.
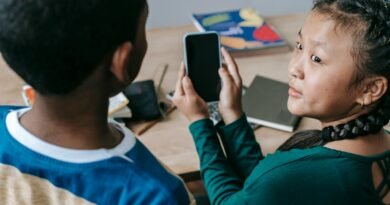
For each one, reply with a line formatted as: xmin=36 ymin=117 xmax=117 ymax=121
xmin=172 ymin=63 xmax=209 ymax=123
xmin=218 ymin=47 xmax=243 ymax=124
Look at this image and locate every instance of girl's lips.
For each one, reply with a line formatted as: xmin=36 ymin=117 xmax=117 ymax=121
xmin=288 ymin=86 xmax=302 ymax=97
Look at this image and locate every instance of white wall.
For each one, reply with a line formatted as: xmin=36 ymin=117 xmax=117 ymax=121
xmin=147 ymin=0 xmax=313 ymax=29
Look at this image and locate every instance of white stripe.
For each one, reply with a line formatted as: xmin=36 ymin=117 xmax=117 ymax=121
xmin=5 ymin=108 xmax=136 ymax=164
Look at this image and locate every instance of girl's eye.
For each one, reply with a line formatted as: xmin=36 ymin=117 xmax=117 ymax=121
xmin=295 ymin=42 xmax=303 ymax=50
xmin=311 ymin=55 xmax=321 ymax=63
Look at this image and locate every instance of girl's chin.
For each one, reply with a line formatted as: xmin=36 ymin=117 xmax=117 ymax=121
xmin=287 ymin=99 xmax=304 ymax=116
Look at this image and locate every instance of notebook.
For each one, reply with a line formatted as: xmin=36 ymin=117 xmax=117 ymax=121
xmin=191 ymin=8 xmax=290 ymax=56
xmin=242 ymin=75 xmax=300 ymax=132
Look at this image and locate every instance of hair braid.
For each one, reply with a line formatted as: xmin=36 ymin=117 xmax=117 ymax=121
xmin=321 ymin=91 xmax=390 ymax=142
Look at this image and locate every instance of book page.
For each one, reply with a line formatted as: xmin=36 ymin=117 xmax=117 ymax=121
xmin=108 ymin=93 xmax=129 ymax=115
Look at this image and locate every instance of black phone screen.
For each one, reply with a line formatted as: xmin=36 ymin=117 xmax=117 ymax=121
xmin=185 ymin=33 xmax=221 ymax=102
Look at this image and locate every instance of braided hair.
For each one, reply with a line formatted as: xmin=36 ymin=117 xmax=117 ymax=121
xmin=278 ymin=0 xmax=390 ymax=151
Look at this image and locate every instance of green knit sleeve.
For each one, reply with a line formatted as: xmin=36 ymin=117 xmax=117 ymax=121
xmin=217 ymin=114 xmax=263 ymax=180
xmin=189 ymin=119 xmax=248 ymax=205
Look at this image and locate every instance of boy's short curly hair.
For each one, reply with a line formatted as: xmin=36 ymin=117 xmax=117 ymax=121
xmin=0 ymin=0 xmax=146 ymax=95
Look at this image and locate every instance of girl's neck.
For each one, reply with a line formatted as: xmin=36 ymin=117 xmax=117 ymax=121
xmin=320 ymin=105 xmax=369 ymax=129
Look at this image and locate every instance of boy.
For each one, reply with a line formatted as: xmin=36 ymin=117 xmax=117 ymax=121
xmin=0 ymin=0 xmax=194 ymax=204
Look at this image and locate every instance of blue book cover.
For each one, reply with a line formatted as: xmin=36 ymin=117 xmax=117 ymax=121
xmin=192 ymin=8 xmax=288 ymax=53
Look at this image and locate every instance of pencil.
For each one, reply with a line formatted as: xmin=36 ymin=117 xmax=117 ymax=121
xmin=137 ymin=105 xmax=176 ymax=136
xmin=157 ymin=64 xmax=169 ymax=91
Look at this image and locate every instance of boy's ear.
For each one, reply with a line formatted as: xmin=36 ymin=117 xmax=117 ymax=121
xmin=110 ymin=41 xmax=134 ymax=84
xmin=356 ymin=76 xmax=388 ymax=106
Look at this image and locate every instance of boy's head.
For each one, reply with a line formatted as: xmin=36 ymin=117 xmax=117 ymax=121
xmin=0 ymin=0 xmax=147 ymax=95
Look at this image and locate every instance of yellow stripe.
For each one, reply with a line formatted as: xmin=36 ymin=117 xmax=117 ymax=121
xmin=0 ymin=164 xmax=95 ymax=205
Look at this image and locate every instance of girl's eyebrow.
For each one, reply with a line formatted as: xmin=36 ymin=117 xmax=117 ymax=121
xmin=298 ymin=29 xmax=327 ymax=51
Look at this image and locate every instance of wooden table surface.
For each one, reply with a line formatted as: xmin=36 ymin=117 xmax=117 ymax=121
xmin=0 ymin=13 xmax=321 ymax=178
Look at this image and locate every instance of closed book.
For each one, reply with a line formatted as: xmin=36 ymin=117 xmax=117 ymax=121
xmin=242 ymin=75 xmax=300 ymax=132
xmin=192 ymin=8 xmax=290 ymax=56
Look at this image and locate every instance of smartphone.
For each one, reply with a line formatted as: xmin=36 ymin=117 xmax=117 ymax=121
xmin=183 ymin=31 xmax=221 ymax=102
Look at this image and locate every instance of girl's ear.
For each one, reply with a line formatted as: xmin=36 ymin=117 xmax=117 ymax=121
xmin=110 ymin=42 xmax=134 ymax=84
xmin=356 ymin=76 xmax=388 ymax=106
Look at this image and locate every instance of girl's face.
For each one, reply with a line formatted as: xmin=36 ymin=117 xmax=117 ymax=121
xmin=287 ymin=12 xmax=363 ymax=124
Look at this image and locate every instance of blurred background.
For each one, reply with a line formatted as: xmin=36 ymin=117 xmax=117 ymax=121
xmin=147 ymin=0 xmax=313 ymax=29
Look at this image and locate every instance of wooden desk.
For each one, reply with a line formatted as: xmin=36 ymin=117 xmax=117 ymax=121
xmin=0 ymin=13 xmax=321 ymax=179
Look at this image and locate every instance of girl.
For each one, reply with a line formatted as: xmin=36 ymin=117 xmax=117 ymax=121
xmin=173 ymin=0 xmax=390 ymax=204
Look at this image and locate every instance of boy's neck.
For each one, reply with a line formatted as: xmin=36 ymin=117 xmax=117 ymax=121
xmin=19 ymin=91 xmax=123 ymax=150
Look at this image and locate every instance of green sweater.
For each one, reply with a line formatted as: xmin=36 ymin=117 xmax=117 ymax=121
xmin=189 ymin=115 xmax=389 ymax=205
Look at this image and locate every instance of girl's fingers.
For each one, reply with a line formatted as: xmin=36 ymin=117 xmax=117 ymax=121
xmin=219 ymin=67 xmax=233 ymax=89
xmin=221 ymin=47 xmax=242 ymax=86
xmin=182 ymin=76 xmax=197 ymax=96
xmin=174 ymin=62 xmax=186 ymax=96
